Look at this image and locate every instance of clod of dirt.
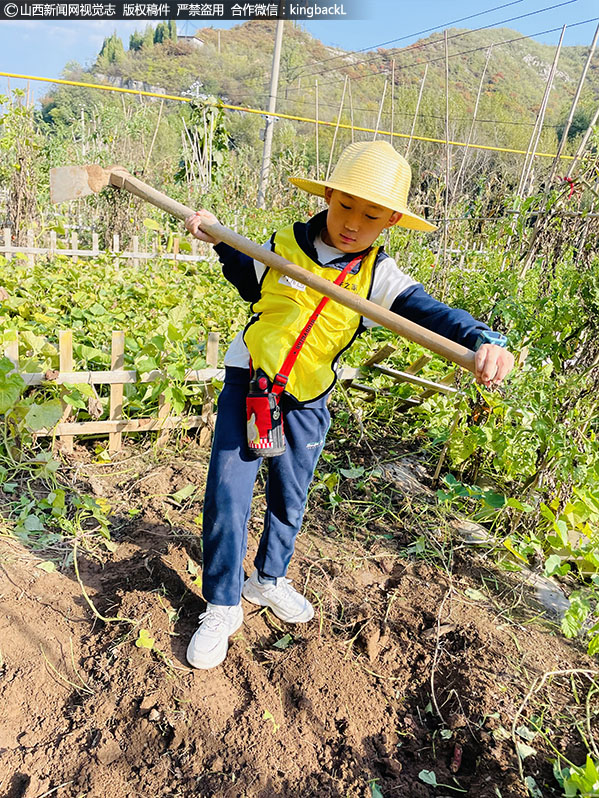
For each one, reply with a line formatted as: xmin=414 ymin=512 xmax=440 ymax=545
xmin=96 ymin=735 xmax=122 ymax=766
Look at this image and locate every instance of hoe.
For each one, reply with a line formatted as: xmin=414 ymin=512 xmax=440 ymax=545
xmin=50 ymin=164 xmax=477 ymax=373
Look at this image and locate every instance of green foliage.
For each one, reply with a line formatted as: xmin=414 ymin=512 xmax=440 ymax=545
xmin=554 ymin=755 xmax=599 ymax=797
xmin=97 ymin=32 xmax=126 ymax=67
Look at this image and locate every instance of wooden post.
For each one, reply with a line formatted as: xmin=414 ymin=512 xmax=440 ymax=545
xmin=26 ymin=229 xmax=34 ymax=267
xmin=156 ymin=391 xmax=172 ymax=448
xmin=132 ymin=235 xmax=140 ymax=268
xmin=71 ymin=231 xmax=78 ymax=264
xmin=200 ymin=331 xmax=219 ymax=447
xmin=3 ymin=228 xmax=10 ymax=254
xmin=109 ymin=331 xmax=125 ymax=452
xmin=112 ymin=233 xmax=120 ymax=271
xmin=4 ymin=333 xmax=19 ymax=370
xmin=92 ymin=232 xmax=99 ymax=256
xmin=49 ymin=230 xmax=57 ymax=257
xmin=405 ymin=64 xmax=428 ymax=159
xmin=59 ymin=330 xmax=74 ymax=453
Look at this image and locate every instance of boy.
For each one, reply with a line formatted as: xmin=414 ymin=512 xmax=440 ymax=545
xmin=184 ymin=140 xmax=514 ymax=669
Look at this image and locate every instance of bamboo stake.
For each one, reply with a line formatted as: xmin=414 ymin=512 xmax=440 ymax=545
xmin=566 ymin=102 xmax=599 ymax=178
xmin=521 ymin=25 xmax=598 ymax=279
xmin=348 ymin=77 xmax=354 ymax=143
xmin=373 ymin=79 xmax=388 ymax=141
xmin=109 ymin=331 xmax=125 ymax=452
xmin=315 ymin=79 xmax=320 ymax=179
xmin=143 ymin=98 xmax=164 ymax=175
xmin=435 ymin=30 xmax=451 ymax=296
xmin=326 ymin=74 xmax=348 ymax=180
xmin=454 ymin=46 xmax=492 ymax=198
xmin=549 ymin=23 xmax=598 ymax=184
xmin=518 ymin=25 xmax=566 ymax=198
xmin=405 ymin=64 xmax=428 ymax=159
xmin=390 ymin=59 xmax=395 ymax=144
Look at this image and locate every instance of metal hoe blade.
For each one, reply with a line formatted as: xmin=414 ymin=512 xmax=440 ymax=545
xmin=50 ymin=165 xmax=110 ymax=204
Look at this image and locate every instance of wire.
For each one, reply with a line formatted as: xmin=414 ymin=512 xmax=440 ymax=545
xmin=294 ymin=0 xmax=581 ymax=81
xmin=247 ymin=89 xmax=558 ymax=128
xmin=302 ymin=16 xmax=599 ymax=89
xmin=292 ymin=0 xmax=528 ymax=77
xmin=0 ymin=70 xmax=574 ymax=160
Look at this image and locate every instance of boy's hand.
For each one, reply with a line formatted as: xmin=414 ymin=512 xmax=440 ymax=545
xmin=474 ymin=344 xmax=514 ymax=388
xmin=184 ymin=210 xmax=222 ymax=245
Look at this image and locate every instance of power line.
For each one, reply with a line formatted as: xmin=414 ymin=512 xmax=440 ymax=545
xmin=295 ymin=0 xmax=581 ymax=82
xmin=292 ymin=0 xmax=528 ymax=77
xmin=299 ymin=16 xmax=599 ymax=90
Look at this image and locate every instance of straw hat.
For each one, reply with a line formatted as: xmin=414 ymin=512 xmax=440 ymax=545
xmin=289 ymin=140 xmax=436 ymax=233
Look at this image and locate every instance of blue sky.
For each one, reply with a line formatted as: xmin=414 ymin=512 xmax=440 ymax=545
xmin=0 ymin=0 xmax=597 ymax=100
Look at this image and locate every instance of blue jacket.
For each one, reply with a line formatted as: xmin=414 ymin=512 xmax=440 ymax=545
xmin=214 ymin=210 xmax=490 ymax=351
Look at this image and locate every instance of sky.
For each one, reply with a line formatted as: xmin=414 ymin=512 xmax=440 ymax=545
xmin=0 ymin=0 xmax=598 ymax=101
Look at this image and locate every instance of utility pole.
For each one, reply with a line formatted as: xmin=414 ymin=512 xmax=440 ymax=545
xmin=257 ymin=18 xmax=284 ymax=209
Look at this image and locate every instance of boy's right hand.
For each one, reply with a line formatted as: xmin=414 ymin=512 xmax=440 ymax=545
xmin=184 ymin=210 xmax=222 ymax=245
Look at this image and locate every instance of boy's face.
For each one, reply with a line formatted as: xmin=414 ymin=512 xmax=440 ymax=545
xmin=322 ymin=189 xmax=402 ymax=253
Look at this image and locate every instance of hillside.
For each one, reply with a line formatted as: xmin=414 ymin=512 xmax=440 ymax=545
xmin=42 ymin=20 xmax=599 ymax=161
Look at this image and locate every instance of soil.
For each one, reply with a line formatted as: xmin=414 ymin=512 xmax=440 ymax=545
xmin=0 ymin=436 xmax=596 ymax=798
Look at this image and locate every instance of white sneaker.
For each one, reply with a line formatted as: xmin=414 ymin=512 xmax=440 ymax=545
xmin=186 ymin=603 xmax=243 ymax=670
xmin=242 ymin=569 xmax=314 ymax=623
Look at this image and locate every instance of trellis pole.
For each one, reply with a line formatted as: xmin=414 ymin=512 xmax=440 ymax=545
xmin=390 ymin=59 xmax=395 ymax=144
xmin=373 ymin=79 xmax=388 ymax=140
xmin=405 ymin=64 xmax=428 ymax=159
xmin=454 ymin=46 xmax=493 ymax=198
xmin=518 ymin=26 xmax=566 ymax=199
xmin=315 ymin=79 xmax=320 ymax=179
xmin=550 ymin=22 xmax=599 ymax=183
xmin=326 ymin=74 xmax=349 ymax=180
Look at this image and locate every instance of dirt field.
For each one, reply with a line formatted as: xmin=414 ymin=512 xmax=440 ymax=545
xmin=0 ymin=439 xmax=595 ymax=798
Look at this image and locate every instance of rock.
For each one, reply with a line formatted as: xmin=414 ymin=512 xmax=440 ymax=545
xmin=521 ymin=570 xmax=570 ymax=619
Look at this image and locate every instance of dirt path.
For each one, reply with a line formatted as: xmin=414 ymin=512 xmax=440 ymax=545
xmin=0 ymin=444 xmax=595 ymax=798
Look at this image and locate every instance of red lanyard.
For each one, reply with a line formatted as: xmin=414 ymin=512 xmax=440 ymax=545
xmin=271 ymin=253 xmax=364 ymax=396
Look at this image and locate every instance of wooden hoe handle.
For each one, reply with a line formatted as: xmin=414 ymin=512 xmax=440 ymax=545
xmin=108 ymin=168 xmax=477 ymax=374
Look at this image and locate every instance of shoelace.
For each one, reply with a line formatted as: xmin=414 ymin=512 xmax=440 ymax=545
xmin=197 ymin=605 xmax=234 ymax=632
xmin=263 ymin=577 xmax=302 ymax=610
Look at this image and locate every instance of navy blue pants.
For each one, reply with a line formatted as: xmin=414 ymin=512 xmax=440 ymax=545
xmin=202 ymin=367 xmax=331 ymax=606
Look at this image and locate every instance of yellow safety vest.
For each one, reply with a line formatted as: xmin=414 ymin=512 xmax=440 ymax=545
xmin=243 ymin=223 xmax=380 ymax=403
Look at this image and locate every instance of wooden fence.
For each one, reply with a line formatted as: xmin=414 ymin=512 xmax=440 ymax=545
xmin=4 ymin=329 xmax=222 ymax=453
xmin=3 ymin=328 xmax=455 ymax=453
xmin=0 ymin=227 xmax=205 ymax=267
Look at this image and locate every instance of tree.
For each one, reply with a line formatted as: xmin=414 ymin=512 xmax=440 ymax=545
xmin=129 ymin=30 xmax=144 ymax=51
xmin=97 ymin=32 xmax=125 ymax=65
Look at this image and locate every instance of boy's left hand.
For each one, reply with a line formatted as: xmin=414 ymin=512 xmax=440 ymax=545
xmin=474 ymin=344 xmax=515 ymax=388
